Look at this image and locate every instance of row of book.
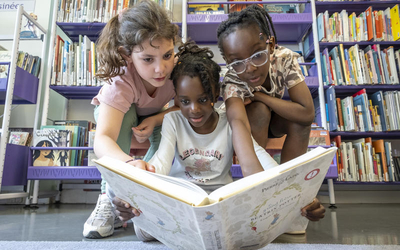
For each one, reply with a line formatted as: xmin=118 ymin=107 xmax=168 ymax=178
xmin=317 ymin=4 xmax=400 ymax=42
xmin=332 ymin=136 xmax=399 ymax=182
xmin=188 ymin=3 xmax=300 ymax=15
xmin=325 ymin=88 xmax=400 ymax=132
xmin=320 ymin=44 xmax=400 ymax=86
xmin=57 ymin=0 xmax=172 ymax=23
xmin=0 ymin=51 xmax=41 ymax=78
xmin=51 ymin=35 xmax=103 ymax=87
xmin=32 ymin=120 xmax=95 ymax=167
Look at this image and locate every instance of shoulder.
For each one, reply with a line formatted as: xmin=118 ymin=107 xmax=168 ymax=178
xmin=272 ymin=45 xmax=300 ymax=61
xmin=221 ymin=72 xmax=250 ymax=101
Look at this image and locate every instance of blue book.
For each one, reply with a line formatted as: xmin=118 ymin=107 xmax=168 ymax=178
xmin=372 ymin=51 xmax=382 ymax=84
xmin=329 ymin=47 xmax=344 ymax=85
xmin=370 ymin=91 xmax=388 ymax=131
xmin=344 ymin=49 xmax=355 ymax=85
xmin=326 ymin=86 xmax=338 ymax=131
xmin=317 ymin=13 xmax=325 ymax=42
xmin=353 ymin=95 xmax=369 ymax=132
xmin=380 ymin=51 xmax=391 ymax=84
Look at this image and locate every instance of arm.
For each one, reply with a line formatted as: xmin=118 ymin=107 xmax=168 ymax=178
xmin=133 ymin=99 xmax=180 ymax=143
xmin=253 ymin=81 xmax=314 ymax=126
xmin=226 ymin=97 xmax=264 ymax=176
xmin=147 ymin=114 xmax=178 ymax=175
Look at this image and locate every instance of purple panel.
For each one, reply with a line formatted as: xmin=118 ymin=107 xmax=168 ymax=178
xmin=0 ymin=64 xmax=38 ymax=104
xmin=50 ymin=86 xmax=101 ymax=99
xmin=325 ymin=154 xmax=338 ymax=179
xmin=308 ymin=65 xmax=318 ymax=77
xmin=231 ymin=164 xmax=243 ymax=178
xmin=2 ymin=144 xmax=29 ymax=186
xmin=330 ymin=131 xmax=400 ymax=140
xmin=27 ymin=166 xmax=102 ymax=180
xmin=186 ymin=13 xmax=312 ymax=44
xmin=315 ymin=1 xmax=400 ymax=15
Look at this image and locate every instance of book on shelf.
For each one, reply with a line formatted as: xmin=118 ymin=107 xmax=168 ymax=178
xmin=264 ymin=4 xmax=299 ymax=14
xmin=318 ymin=4 xmax=400 ymax=43
xmin=94 ymin=146 xmax=336 ymax=250
xmin=9 ymin=128 xmax=33 ymax=146
xmin=32 ymin=129 xmax=72 ymax=167
xmin=8 ymin=131 xmax=30 ymax=146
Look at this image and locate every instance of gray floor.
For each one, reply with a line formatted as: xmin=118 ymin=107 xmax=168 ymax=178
xmin=0 ymin=203 xmax=399 ymax=245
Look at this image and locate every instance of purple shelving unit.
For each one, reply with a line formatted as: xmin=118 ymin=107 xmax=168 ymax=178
xmin=322 ymin=84 xmax=400 ymax=98
xmin=330 ymin=131 xmax=400 ymax=139
xmin=50 ymin=85 xmax=102 ymax=99
xmin=186 ymin=13 xmax=312 ymax=44
xmin=315 ymin=0 xmax=400 ymax=14
xmin=0 ymin=63 xmax=39 ymax=104
xmin=333 ymin=181 xmax=400 ymax=185
xmin=27 ymin=146 xmax=101 ymax=180
xmin=1 ymin=144 xmax=29 ymax=186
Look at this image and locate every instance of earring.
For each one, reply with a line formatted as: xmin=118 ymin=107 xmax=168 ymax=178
xmin=211 ymin=102 xmax=214 ymax=107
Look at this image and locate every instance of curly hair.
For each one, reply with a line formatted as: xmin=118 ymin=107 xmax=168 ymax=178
xmin=217 ymin=5 xmax=277 ymax=55
xmin=170 ymin=41 xmax=221 ymax=102
xmin=96 ymin=0 xmax=179 ymax=82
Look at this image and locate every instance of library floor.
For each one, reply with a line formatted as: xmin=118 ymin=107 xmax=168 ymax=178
xmin=0 ymin=203 xmax=399 ymax=245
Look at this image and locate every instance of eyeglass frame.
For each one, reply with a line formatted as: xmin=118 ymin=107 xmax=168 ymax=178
xmin=226 ymin=48 xmax=270 ymax=75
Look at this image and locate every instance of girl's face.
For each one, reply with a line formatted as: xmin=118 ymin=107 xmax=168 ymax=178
xmin=221 ymin=25 xmax=274 ymax=88
xmin=130 ymin=38 xmax=175 ymax=88
xmin=176 ymin=76 xmax=218 ymax=134
xmin=41 ymin=142 xmax=51 ymax=156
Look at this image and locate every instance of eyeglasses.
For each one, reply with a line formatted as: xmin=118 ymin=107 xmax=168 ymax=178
xmin=226 ymin=49 xmax=269 ymax=74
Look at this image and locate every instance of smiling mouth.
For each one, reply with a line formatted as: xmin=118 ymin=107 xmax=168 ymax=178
xmin=190 ymin=116 xmax=203 ymax=123
xmin=249 ymin=76 xmax=260 ymax=83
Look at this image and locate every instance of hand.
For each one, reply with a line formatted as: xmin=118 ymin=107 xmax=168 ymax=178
xmin=301 ymin=198 xmax=325 ymax=221
xmin=127 ymin=159 xmax=156 ymax=173
xmin=132 ymin=118 xmax=156 ymax=143
xmin=243 ymin=97 xmax=253 ymax=106
xmin=112 ymin=197 xmax=141 ymax=221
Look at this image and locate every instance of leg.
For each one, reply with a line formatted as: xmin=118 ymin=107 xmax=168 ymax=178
xmin=83 ymin=104 xmax=138 ymax=239
xmin=269 ymin=113 xmax=311 ymax=164
xmin=246 ymin=101 xmax=272 ymax=148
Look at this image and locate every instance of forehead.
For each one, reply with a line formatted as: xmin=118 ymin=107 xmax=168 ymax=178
xmin=176 ymin=76 xmax=204 ymax=94
xmin=133 ymin=38 xmax=174 ymax=54
xmin=222 ymin=25 xmax=264 ymax=58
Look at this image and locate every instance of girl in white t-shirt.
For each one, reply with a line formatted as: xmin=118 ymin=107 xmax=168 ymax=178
xmin=112 ymin=42 xmax=325 ymax=242
xmin=84 ymin=0 xmax=180 ymax=239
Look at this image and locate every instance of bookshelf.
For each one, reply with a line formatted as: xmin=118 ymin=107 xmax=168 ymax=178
xmin=0 ymin=5 xmax=47 ymax=203
xmin=313 ymin=1 xmax=400 ymax=185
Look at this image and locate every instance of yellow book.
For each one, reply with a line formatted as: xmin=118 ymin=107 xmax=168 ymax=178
xmin=390 ymin=4 xmax=400 ymax=41
xmin=339 ymin=44 xmax=350 ymax=85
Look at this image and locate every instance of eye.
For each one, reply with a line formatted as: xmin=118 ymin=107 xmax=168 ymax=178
xmin=143 ymin=58 xmax=153 ymax=63
xmin=252 ymin=52 xmax=263 ymax=59
xmin=180 ymin=99 xmax=189 ymax=105
xmin=199 ymin=97 xmax=208 ymax=103
xmin=164 ymin=53 xmax=173 ymax=60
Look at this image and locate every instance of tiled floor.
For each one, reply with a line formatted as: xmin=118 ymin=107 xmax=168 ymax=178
xmin=0 ymin=203 xmax=399 ymax=245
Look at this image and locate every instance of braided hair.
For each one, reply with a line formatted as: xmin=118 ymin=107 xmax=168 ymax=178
xmin=217 ymin=5 xmax=277 ymax=55
xmin=170 ymin=41 xmax=221 ymax=102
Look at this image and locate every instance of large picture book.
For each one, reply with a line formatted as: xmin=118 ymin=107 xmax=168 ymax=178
xmin=94 ymin=147 xmax=336 ymax=250
xmin=33 ymin=129 xmax=71 ymax=167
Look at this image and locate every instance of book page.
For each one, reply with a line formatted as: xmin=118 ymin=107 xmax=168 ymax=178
xmin=196 ymin=147 xmax=337 ymax=250
xmin=208 ymin=147 xmax=332 ymax=203
xmin=94 ymin=156 xmax=209 ymax=206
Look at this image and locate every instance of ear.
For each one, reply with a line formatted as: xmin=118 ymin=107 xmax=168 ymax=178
xmin=268 ymin=36 xmax=276 ymax=53
xmin=118 ymin=46 xmax=132 ymax=63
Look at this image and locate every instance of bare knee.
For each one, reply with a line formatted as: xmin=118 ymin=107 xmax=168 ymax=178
xmin=246 ymin=102 xmax=271 ymax=132
xmin=287 ymin=121 xmax=311 ymax=140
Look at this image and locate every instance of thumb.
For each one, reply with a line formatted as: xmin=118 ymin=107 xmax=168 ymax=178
xmin=147 ymin=164 xmax=156 ymax=173
xmin=133 ymin=123 xmax=146 ymax=131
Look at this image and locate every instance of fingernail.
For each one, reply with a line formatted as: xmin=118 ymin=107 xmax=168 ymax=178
xmin=125 ymin=203 xmax=129 ymax=208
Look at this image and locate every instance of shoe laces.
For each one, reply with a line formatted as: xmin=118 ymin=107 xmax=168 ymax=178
xmin=93 ymin=199 xmax=113 ymax=220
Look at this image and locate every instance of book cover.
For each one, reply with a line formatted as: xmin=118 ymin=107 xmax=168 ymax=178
xmin=325 ymin=86 xmax=339 ymax=131
xmin=372 ymin=140 xmax=389 ymax=182
xmin=8 ymin=131 xmax=30 ymax=146
xmin=95 ymin=147 xmax=336 ymax=250
xmin=33 ymin=129 xmax=71 ymax=167
xmin=390 ymin=4 xmax=400 ymax=41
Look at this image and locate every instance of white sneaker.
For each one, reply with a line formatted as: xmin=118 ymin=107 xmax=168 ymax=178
xmin=83 ymin=194 xmax=122 ymax=239
xmin=134 ymin=224 xmax=156 ymax=242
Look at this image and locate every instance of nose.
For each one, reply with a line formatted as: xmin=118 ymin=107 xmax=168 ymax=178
xmin=190 ymin=102 xmax=201 ymax=114
xmin=244 ymin=60 xmax=257 ymax=73
xmin=155 ymin=60 xmax=167 ymax=74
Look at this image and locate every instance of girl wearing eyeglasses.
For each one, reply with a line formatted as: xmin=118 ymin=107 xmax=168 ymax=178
xmin=217 ymin=5 xmax=320 ymax=233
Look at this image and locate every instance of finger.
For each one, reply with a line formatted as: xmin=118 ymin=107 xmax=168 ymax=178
xmin=305 ymin=206 xmax=326 ymax=221
xmin=112 ymin=197 xmax=129 ymax=208
xmin=301 ymin=198 xmax=320 ymax=214
xmin=146 ymin=164 xmax=156 ymax=173
xmin=132 ymin=208 xmax=141 ymax=217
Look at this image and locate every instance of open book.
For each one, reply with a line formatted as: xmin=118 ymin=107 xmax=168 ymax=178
xmin=94 ymin=146 xmax=337 ymax=250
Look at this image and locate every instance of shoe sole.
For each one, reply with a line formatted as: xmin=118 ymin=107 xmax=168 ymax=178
xmin=83 ymin=230 xmax=113 ymax=239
